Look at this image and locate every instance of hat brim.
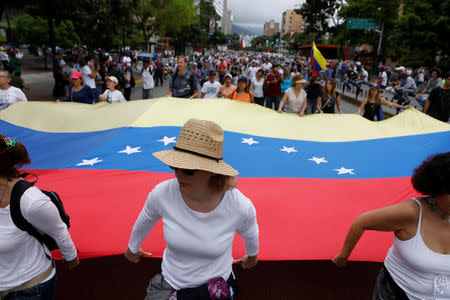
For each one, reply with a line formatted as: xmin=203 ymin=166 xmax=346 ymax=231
xmin=153 ymin=150 xmax=238 ymax=177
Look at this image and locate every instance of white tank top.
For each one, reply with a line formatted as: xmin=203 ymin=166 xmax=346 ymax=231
xmin=385 ymin=198 xmax=450 ymax=300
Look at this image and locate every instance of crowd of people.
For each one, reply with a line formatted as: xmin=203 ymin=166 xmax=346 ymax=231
xmin=0 ymin=46 xmax=449 ymax=124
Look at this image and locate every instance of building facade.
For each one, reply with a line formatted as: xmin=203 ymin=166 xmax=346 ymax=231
xmin=264 ymin=20 xmax=279 ymax=37
xmin=281 ymin=10 xmax=305 ymax=36
xmin=214 ymin=0 xmax=233 ymax=35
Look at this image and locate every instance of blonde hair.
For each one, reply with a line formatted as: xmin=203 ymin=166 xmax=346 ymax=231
xmin=209 ymin=175 xmax=237 ymax=193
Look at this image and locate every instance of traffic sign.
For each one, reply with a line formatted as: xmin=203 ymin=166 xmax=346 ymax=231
xmin=347 ymin=18 xmax=380 ymax=30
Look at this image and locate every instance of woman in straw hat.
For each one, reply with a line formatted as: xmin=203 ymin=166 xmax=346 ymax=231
xmin=125 ymin=118 xmax=259 ymax=300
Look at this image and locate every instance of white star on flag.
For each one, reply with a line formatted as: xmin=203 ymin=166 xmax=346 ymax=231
xmin=118 ymin=146 xmax=141 ymax=155
xmin=241 ymin=137 xmax=259 ymax=145
xmin=334 ymin=167 xmax=355 ymax=175
xmin=76 ymin=157 xmax=103 ymax=166
xmin=157 ymin=136 xmax=176 ymax=146
xmin=308 ymin=156 xmax=328 ymax=164
xmin=280 ymin=146 xmax=298 ymax=153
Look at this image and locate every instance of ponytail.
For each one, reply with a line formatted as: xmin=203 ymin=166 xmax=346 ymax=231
xmin=0 ymin=135 xmax=31 ymax=179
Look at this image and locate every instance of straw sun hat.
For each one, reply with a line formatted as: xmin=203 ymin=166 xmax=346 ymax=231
xmin=153 ymin=119 xmax=238 ymax=176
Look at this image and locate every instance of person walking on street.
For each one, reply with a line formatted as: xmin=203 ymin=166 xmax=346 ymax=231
xmin=333 ymin=152 xmax=450 ymax=300
xmin=423 ymin=70 xmax=450 ymax=123
xmin=250 ymin=69 xmax=265 ymax=106
xmin=52 ymin=50 xmax=66 ymax=98
xmin=217 ymin=74 xmax=236 ymax=99
xmin=136 ymin=59 xmax=156 ymax=100
xmin=0 ymin=47 xmax=9 ymax=71
xmin=231 ymin=77 xmax=254 ymax=103
xmin=154 ymin=57 xmax=164 ymax=87
xmin=305 ymin=75 xmax=323 ymax=114
xmin=80 ymin=56 xmax=100 ymax=102
xmin=57 ymin=71 xmax=96 ymax=104
xmin=317 ymin=78 xmax=343 ymax=114
xmin=125 ymin=118 xmax=259 ymax=300
xmin=8 ymin=51 xmax=22 ymax=77
xmin=0 ymin=71 xmax=27 ymax=112
xmin=357 ymin=86 xmax=410 ymax=121
xmin=167 ymin=56 xmax=198 ymax=99
xmin=278 ymin=74 xmax=307 ymax=116
xmin=201 ymin=69 xmax=221 ymax=99
xmin=264 ymin=65 xmax=283 ymax=110
xmin=0 ymin=136 xmax=79 ymax=300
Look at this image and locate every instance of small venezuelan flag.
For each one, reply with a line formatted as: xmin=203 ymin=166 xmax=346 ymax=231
xmin=311 ymin=42 xmax=327 ymax=77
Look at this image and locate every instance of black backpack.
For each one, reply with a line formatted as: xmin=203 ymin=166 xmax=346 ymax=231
xmin=10 ymin=175 xmax=70 ymax=259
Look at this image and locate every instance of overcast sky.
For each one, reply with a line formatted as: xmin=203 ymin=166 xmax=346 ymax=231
xmin=229 ymin=0 xmax=304 ymax=35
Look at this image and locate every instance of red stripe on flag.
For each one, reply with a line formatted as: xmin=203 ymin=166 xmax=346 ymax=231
xmin=24 ymin=169 xmax=418 ymax=262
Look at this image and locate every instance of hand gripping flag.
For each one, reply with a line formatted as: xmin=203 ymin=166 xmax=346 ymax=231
xmin=1 ymin=100 xmax=449 ymax=261
xmin=311 ymin=42 xmax=327 ymax=77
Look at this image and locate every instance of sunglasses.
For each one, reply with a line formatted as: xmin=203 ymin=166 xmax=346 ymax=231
xmin=169 ymin=166 xmax=196 ymax=176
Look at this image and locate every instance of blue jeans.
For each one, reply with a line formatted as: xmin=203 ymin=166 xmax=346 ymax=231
xmin=5 ymin=275 xmax=56 ymax=300
xmin=415 ymin=93 xmax=429 ymax=107
xmin=265 ymin=96 xmax=281 ymax=110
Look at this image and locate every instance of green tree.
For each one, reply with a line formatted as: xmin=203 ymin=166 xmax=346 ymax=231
xmin=296 ymin=0 xmax=342 ymax=40
xmin=336 ymin=0 xmax=400 ymax=58
xmin=388 ymin=0 xmax=450 ymax=68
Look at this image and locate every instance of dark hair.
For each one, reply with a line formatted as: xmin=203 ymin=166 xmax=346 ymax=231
xmin=411 ymin=152 xmax=450 ymax=196
xmin=0 ymin=135 xmax=31 ymax=179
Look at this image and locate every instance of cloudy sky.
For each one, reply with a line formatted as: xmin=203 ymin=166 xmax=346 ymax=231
xmin=229 ymin=0 xmax=304 ymax=35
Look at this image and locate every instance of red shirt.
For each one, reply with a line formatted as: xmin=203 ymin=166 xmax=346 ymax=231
xmin=218 ymin=62 xmax=227 ymax=73
xmin=265 ymin=73 xmax=283 ymax=97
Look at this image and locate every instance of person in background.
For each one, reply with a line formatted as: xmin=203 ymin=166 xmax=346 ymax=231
xmin=0 ymin=47 xmax=8 ymax=71
xmin=98 ymin=57 xmax=109 ymax=93
xmin=62 ymin=57 xmax=78 ymax=95
xmin=264 ymin=64 xmax=283 ymax=110
xmin=231 ymin=77 xmax=254 ymax=103
xmin=250 ymin=69 xmax=265 ymax=106
xmin=0 ymin=70 xmax=27 ymax=112
xmin=217 ymin=73 xmax=236 ymax=99
xmin=278 ymin=74 xmax=307 ymax=116
xmin=125 ymin=118 xmax=259 ymax=300
xmin=154 ymin=57 xmax=164 ymax=87
xmin=8 ymin=68 xmax=29 ymax=91
xmin=333 ymin=152 xmax=450 ymax=300
xmin=280 ymin=68 xmax=292 ymax=97
xmin=52 ymin=50 xmax=66 ymax=98
xmin=167 ymin=56 xmax=198 ymax=99
xmin=357 ymin=86 xmax=409 ymax=121
xmin=305 ymin=75 xmax=323 ymax=114
xmin=415 ymin=68 xmax=442 ymax=109
xmin=217 ymin=58 xmax=228 ymax=84
xmin=135 ymin=59 xmax=156 ymax=100
xmin=80 ymin=56 xmax=100 ymax=102
xmin=423 ymin=70 xmax=450 ymax=122
xmin=378 ymin=66 xmax=388 ymax=89
xmin=98 ymin=76 xmax=126 ymax=103
xmin=317 ymin=78 xmax=343 ymax=114
xmin=121 ymin=63 xmax=133 ymax=101
xmin=0 ymin=135 xmax=79 ymax=300
xmin=247 ymin=61 xmax=259 ymax=83
xmin=8 ymin=50 xmax=22 ymax=77
xmin=201 ymin=69 xmax=221 ymax=99
xmin=393 ymin=66 xmax=417 ymax=113
xmin=57 ymin=71 xmax=96 ymax=104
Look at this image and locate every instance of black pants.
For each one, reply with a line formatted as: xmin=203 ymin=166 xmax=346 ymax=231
xmin=155 ymin=70 xmax=163 ymax=87
xmin=254 ymin=96 xmax=265 ymax=106
xmin=372 ymin=268 xmax=409 ymax=300
xmin=53 ymin=74 xmax=66 ymax=97
xmin=124 ymin=87 xmax=132 ymax=101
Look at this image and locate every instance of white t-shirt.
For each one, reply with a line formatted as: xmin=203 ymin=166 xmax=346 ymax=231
xmin=0 ymin=186 xmax=77 ymax=290
xmin=141 ymin=67 xmax=155 ymax=90
xmin=262 ymin=62 xmax=272 ymax=72
xmin=128 ymin=179 xmax=259 ymax=290
xmin=248 ymin=67 xmax=259 ymax=80
xmin=81 ymin=65 xmax=96 ymax=88
xmin=284 ymin=87 xmax=306 ymax=113
xmin=122 ymin=56 xmax=132 ymax=66
xmin=251 ymin=77 xmax=264 ymax=98
xmin=102 ymin=89 xmax=126 ymax=103
xmin=201 ymin=81 xmax=222 ymax=99
xmin=0 ymin=86 xmax=28 ymax=111
xmin=0 ymin=51 xmax=9 ymax=61
xmin=379 ymin=71 xmax=388 ymax=86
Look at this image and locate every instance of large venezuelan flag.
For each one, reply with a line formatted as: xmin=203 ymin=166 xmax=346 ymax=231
xmin=311 ymin=42 xmax=327 ymax=77
xmin=1 ymin=99 xmax=449 ymax=262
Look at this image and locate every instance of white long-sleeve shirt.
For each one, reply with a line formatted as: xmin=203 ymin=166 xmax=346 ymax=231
xmin=128 ymin=179 xmax=259 ymax=290
xmin=0 ymin=186 xmax=77 ymax=291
